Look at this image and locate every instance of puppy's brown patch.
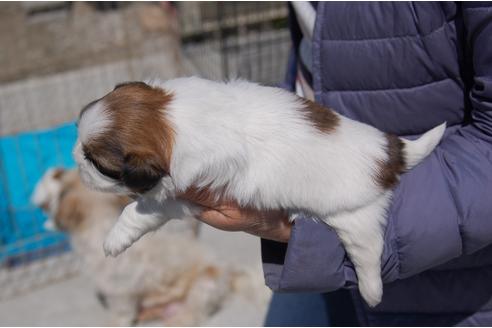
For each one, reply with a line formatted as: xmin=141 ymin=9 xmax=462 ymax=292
xmin=204 ymin=265 xmax=221 ymax=279
xmin=53 ymin=171 xmax=87 ymax=231
xmin=300 ymin=98 xmax=340 ymax=134
xmin=82 ymin=82 xmax=174 ymax=193
xmin=52 ymin=168 xmax=65 ymax=179
xmin=376 ymin=134 xmax=406 ymax=189
xmin=54 ymin=191 xmax=85 ymax=231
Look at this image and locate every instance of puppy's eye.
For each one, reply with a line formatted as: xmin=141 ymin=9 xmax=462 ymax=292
xmin=87 ymin=155 xmax=121 ymax=181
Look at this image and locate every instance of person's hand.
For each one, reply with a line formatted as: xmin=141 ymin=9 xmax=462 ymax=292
xmin=180 ymin=188 xmax=292 ymax=243
xmin=199 ymin=205 xmax=292 ymax=243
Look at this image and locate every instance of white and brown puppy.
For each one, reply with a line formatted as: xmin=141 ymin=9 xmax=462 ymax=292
xmin=74 ymin=77 xmax=446 ymax=306
xmin=31 ymin=168 xmax=266 ymax=326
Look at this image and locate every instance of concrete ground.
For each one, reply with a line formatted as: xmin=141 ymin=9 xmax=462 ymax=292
xmin=0 ymin=225 xmax=271 ymax=326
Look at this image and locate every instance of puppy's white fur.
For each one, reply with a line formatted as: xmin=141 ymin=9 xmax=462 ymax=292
xmin=78 ymin=101 xmax=112 ymax=143
xmin=75 ymin=77 xmax=446 ymax=306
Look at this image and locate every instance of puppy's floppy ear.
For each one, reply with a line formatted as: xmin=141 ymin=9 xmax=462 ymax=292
xmin=54 ymin=191 xmax=83 ymax=231
xmin=122 ymin=152 xmax=166 ymax=193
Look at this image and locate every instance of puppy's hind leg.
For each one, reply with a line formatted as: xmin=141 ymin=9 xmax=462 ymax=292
xmin=323 ymin=192 xmax=391 ymax=307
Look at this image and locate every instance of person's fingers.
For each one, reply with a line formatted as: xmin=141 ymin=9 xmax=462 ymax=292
xmin=182 ymin=189 xmax=293 ymax=242
xmin=199 ymin=208 xmax=247 ymax=231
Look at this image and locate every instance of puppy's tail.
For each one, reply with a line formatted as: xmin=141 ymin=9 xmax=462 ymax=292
xmin=401 ymin=122 xmax=446 ymax=170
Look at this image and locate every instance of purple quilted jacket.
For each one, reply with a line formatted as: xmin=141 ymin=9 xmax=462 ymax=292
xmin=262 ymin=2 xmax=492 ymax=325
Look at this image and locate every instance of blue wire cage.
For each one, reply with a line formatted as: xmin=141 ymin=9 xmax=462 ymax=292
xmin=0 ymin=122 xmax=77 ymax=268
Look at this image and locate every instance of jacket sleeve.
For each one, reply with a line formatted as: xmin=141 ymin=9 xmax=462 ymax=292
xmin=262 ymin=3 xmax=492 ymax=292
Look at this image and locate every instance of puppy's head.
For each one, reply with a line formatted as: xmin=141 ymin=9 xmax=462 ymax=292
xmin=31 ymin=168 xmax=83 ymax=231
xmin=74 ymin=81 xmax=174 ymax=196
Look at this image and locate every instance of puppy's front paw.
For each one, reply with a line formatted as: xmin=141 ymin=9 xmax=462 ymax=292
xmin=103 ymin=226 xmax=133 ymax=257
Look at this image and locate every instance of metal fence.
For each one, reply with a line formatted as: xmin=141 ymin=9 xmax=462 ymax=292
xmin=179 ymin=2 xmax=290 ymax=84
xmin=0 ymin=1 xmax=290 ymax=300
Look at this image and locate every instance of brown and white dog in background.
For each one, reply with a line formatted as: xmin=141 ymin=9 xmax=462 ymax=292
xmin=32 ymin=168 xmax=269 ymax=326
xmin=74 ymin=77 xmax=446 ymax=306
